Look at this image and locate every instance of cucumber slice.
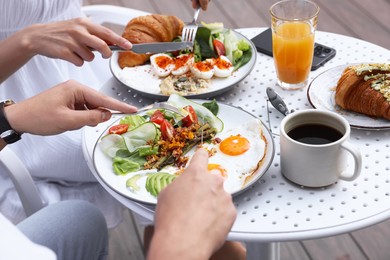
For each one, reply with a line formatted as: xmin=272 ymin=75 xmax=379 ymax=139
xmin=167 ymin=94 xmax=224 ymax=132
xmin=99 ymin=134 xmax=126 ymax=158
xmin=122 ymin=122 xmax=158 ymax=152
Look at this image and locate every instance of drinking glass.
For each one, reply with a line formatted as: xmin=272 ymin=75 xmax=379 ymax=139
xmin=270 ymin=0 xmax=320 ymax=90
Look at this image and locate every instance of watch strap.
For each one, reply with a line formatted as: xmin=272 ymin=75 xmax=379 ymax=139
xmin=0 ymin=99 xmax=22 ymax=144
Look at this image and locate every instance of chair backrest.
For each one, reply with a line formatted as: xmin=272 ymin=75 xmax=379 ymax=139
xmin=0 ymin=147 xmax=44 ymax=216
xmin=81 ymin=5 xmax=150 ymax=26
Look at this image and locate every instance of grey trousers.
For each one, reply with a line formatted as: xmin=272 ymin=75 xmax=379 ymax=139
xmin=17 ymin=200 xmax=109 ymax=260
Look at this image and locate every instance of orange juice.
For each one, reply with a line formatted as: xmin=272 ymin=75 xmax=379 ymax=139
xmin=272 ymin=22 xmax=314 ymax=84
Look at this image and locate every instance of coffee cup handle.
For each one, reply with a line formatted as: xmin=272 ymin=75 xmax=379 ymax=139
xmin=339 ymin=141 xmax=362 ymax=181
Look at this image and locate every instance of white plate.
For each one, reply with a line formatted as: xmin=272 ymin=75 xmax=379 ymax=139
xmin=109 ymin=30 xmax=257 ymax=100
xmin=92 ymin=102 xmax=275 ymax=205
xmin=307 ymin=64 xmax=390 ymax=130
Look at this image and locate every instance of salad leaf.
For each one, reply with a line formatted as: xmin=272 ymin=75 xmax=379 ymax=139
xmin=113 ymin=157 xmax=142 ymax=175
xmin=195 ymin=27 xmax=216 ymax=61
xmin=202 ymin=99 xmax=219 ymax=116
xmin=233 ymin=48 xmax=252 ymax=71
xmin=237 ymin=39 xmax=251 ymax=51
xmin=119 ymin=115 xmax=146 ymax=130
xmin=200 ymin=21 xmax=224 ymax=35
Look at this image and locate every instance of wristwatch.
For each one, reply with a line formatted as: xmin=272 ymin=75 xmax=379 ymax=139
xmin=0 ymin=99 xmax=22 ymax=145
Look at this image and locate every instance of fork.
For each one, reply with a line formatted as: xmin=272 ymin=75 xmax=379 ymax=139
xmin=112 ymin=102 xmax=186 ymax=117
xmin=182 ymin=6 xmax=201 ymax=44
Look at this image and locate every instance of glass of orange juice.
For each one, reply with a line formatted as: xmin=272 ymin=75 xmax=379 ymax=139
xmin=270 ymin=0 xmax=319 ymax=90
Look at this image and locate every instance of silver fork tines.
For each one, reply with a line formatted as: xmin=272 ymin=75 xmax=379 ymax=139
xmin=112 ymin=103 xmax=186 ymax=117
xmin=182 ymin=6 xmax=201 ymax=43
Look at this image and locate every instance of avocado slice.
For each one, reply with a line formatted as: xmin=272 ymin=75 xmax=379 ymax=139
xmin=126 ymin=174 xmax=142 ymax=191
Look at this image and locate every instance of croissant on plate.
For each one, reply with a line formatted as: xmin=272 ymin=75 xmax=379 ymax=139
xmin=335 ymin=63 xmax=390 ymax=120
xmin=118 ymin=14 xmax=184 ymax=69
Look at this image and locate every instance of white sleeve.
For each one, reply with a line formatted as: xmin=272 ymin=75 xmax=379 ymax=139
xmin=0 ymin=214 xmax=56 ymax=260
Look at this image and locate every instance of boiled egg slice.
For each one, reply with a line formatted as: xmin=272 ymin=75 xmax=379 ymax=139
xmin=150 ymin=53 xmax=174 ymax=77
xmin=171 ymin=54 xmax=192 ymax=76
xmin=190 ymin=59 xmax=215 ymax=79
xmin=213 ymin=55 xmax=234 ymax=78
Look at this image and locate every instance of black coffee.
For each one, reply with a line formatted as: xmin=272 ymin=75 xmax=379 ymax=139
xmin=287 ymin=124 xmax=343 ymax=145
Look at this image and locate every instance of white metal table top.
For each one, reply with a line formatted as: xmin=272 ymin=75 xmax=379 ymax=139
xmin=82 ymin=28 xmax=390 ymax=242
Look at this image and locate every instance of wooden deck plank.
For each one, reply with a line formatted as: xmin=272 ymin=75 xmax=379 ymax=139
xmin=351 ymin=219 xmax=390 ymax=260
xmin=302 ymin=233 xmax=367 ymax=260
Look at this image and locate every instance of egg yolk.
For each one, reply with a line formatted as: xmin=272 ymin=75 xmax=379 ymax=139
xmin=208 ymin=164 xmax=228 ymax=178
xmin=214 ymin=57 xmax=232 ymax=70
xmin=155 ymin=55 xmax=174 ymax=69
xmin=219 ymin=135 xmax=250 ymax=156
xmin=193 ymin=60 xmax=214 ymax=72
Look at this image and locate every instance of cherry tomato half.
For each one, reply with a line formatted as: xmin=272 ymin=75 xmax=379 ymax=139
xmin=161 ymin=119 xmax=174 ymax=141
xmin=213 ymin=39 xmax=226 ymax=57
xmin=181 ymin=105 xmax=198 ymax=127
xmin=108 ymin=124 xmax=129 ymax=135
xmin=150 ymin=110 xmax=165 ymax=125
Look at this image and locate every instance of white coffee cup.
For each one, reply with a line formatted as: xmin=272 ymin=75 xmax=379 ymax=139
xmin=280 ymin=109 xmax=362 ymax=187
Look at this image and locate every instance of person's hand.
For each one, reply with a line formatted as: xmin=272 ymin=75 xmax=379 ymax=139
xmin=192 ymin=0 xmax=210 ymax=10
xmin=21 ymin=17 xmax=132 ymax=66
xmin=5 ymin=80 xmax=137 ymax=135
xmin=147 ymin=149 xmax=236 ymax=260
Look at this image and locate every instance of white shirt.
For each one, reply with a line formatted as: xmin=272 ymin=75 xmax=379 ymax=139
xmin=0 ymin=0 xmax=123 ymax=228
xmin=0 ymin=213 xmax=56 ymax=260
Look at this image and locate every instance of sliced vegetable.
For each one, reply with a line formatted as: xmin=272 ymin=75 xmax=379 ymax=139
xmin=161 ymin=119 xmax=174 ymax=141
xmin=122 ymin=122 xmax=159 ymax=153
xmin=126 ymin=174 xmax=142 ymax=191
xmin=181 ymin=105 xmax=198 ymax=127
xmin=167 ymin=93 xmax=223 ymax=132
xmin=150 ymin=110 xmax=165 ymax=125
xmin=213 ymin=39 xmax=226 ymax=57
xmin=145 ymin=172 xmax=177 ymax=197
xmin=99 ymin=134 xmax=126 ymax=158
xmin=108 ymin=124 xmax=129 ymax=135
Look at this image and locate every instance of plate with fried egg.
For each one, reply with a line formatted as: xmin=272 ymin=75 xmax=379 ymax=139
xmin=109 ymin=30 xmax=257 ymax=100
xmin=92 ymin=97 xmax=275 ymax=205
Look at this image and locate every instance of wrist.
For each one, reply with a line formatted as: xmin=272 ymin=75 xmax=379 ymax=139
xmin=18 ymin=24 xmax=41 ymax=57
xmin=1 ymin=100 xmax=22 ymax=145
xmin=147 ymin=228 xmax=211 ymax=260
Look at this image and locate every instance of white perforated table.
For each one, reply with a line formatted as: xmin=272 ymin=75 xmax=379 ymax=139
xmin=82 ymin=28 xmax=390 ymax=260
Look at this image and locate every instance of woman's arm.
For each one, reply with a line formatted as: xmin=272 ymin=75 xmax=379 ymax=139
xmin=4 ymin=80 xmax=137 ymax=136
xmin=0 ymin=18 xmax=132 ymax=83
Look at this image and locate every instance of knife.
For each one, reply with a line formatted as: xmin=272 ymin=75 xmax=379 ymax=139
xmin=107 ymin=41 xmax=193 ymax=54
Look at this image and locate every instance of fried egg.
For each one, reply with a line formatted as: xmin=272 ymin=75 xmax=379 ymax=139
xmin=171 ymin=54 xmax=192 ymax=76
xmin=201 ymin=118 xmax=266 ymax=193
xmin=150 ymin=53 xmax=174 ymax=77
xmin=213 ymin=55 xmax=234 ymax=78
xmin=190 ymin=59 xmax=215 ymax=79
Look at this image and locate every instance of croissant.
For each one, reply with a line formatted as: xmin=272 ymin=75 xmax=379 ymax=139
xmin=335 ymin=63 xmax=390 ymax=120
xmin=118 ymin=14 xmax=184 ymax=69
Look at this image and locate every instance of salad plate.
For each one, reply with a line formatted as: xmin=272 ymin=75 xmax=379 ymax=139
xmin=92 ymin=99 xmax=275 ymax=205
xmin=307 ymin=64 xmax=390 ymax=130
xmin=109 ymin=30 xmax=256 ymax=100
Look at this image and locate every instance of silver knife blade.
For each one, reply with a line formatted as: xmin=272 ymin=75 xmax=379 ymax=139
xmin=108 ymin=42 xmax=193 ymax=54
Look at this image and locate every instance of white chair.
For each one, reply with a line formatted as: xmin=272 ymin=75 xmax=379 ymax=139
xmin=0 ymin=5 xmax=150 ymax=217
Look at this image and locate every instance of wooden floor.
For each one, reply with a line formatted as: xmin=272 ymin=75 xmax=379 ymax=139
xmin=83 ymin=0 xmax=390 ymax=259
